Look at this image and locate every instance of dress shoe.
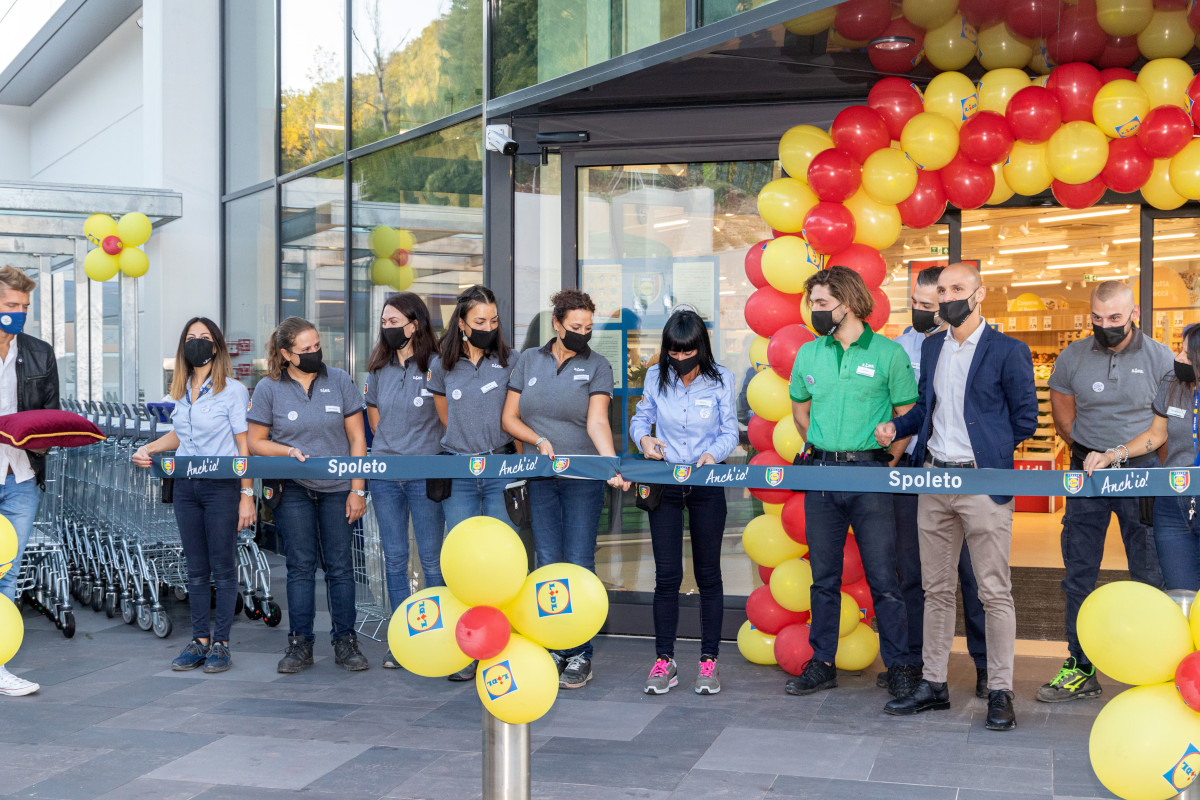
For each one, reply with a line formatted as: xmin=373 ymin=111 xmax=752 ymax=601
xmin=985 ymin=689 xmax=1016 ymax=731
xmin=785 ymin=659 xmax=837 ymax=696
xmin=883 ymin=679 xmax=950 ymax=716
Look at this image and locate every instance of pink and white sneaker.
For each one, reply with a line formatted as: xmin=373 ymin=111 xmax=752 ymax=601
xmin=694 ymin=656 xmax=720 ymax=695
xmin=644 ymin=657 xmax=678 ymax=694
xmin=0 ymin=665 xmax=39 ymax=697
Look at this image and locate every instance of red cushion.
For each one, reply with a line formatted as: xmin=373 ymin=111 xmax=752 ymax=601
xmin=0 ymin=409 xmax=105 ymax=450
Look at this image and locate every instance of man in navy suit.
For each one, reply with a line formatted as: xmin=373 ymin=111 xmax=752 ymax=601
xmin=874 ymin=262 xmax=1037 ymax=732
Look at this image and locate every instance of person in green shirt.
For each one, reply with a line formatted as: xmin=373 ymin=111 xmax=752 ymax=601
xmin=783 ymin=266 xmax=921 ymax=706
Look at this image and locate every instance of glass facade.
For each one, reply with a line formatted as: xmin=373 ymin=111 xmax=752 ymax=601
xmin=223 ymin=0 xmax=275 ymax=190
xmin=279 ymin=0 xmax=346 ymax=174
xmin=224 ymin=190 xmax=277 ymax=389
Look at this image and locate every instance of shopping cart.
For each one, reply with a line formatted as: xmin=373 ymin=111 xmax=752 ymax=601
xmin=353 ymin=497 xmax=432 ymax=641
xmin=18 ymin=435 xmax=75 ymax=637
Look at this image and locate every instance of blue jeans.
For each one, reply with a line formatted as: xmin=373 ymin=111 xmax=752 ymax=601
xmin=274 ymin=481 xmax=357 ymax=642
xmin=174 ymin=478 xmax=240 ymax=642
xmin=1062 ymin=494 xmax=1164 ymax=659
xmin=369 ymin=478 xmax=446 ymax=613
xmin=805 ymin=462 xmax=911 ymax=667
xmin=529 ymin=477 xmax=606 ymax=659
xmin=0 ymin=475 xmax=43 ymax=602
xmin=442 ymin=478 xmax=515 ymax=532
xmin=1154 ymin=495 xmax=1200 ymax=591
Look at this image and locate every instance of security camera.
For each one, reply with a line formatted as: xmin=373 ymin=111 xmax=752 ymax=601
xmin=485 ymin=124 xmax=519 ymax=156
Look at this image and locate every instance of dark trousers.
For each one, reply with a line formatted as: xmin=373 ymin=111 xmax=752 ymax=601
xmin=173 ymin=478 xmax=240 ymax=642
xmin=648 ymin=485 xmax=726 ymax=658
xmin=1155 ymin=495 xmax=1200 ymax=591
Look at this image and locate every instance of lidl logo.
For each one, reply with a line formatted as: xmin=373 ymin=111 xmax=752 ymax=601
xmin=765 ymin=467 xmax=784 ymax=487
xmin=960 ymin=94 xmax=978 ymax=119
xmin=638 ymin=485 xmax=650 ymax=499
xmin=1116 ymin=116 xmax=1141 ymax=138
xmin=406 ymin=596 xmax=443 ymax=636
xmin=1171 ymin=470 xmax=1191 ymax=494
xmin=483 ymin=660 xmax=518 ymax=700
xmin=160 ymin=458 xmax=174 ymax=476
xmin=1164 ymin=742 xmax=1200 ymax=791
xmin=232 ymin=458 xmax=248 ymax=477
xmin=551 ymin=457 xmax=570 ymax=473
xmin=1063 ymin=472 xmax=1084 ymax=495
xmin=673 ymin=465 xmax=692 ymax=482
xmin=535 ymin=578 xmax=572 ymax=617
xmin=469 ymin=456 xmax=486 ymax=476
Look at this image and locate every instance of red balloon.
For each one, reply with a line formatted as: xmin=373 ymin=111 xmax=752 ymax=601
xmin=833 ymin=0 xmax=891 ymax=41
xmin=1005 ymin=85 xmax=1063 ymax=143
xmin=1177 ymin=652 xmax=1200 ymax=712
xmin=802 ymin=202 xmax=856 ymax=255
xmin=827 ymin=242 xmax=886 ymax=291
xmin=745 ymin=287 xmax=805 ymax=338
xmin=745 ymin=240 xmax=770 ymax=289
xmin=1096 ymin=37 xmax=1139 ymax=69
xmin=1006 ymin=0 xmax=1061 ymax=38
xmin=1190 ymin=0 xmax=1200 ymax=33
xmin=781 ymin=492 xmax=807 ymax=544
xmin=1138 ymin=106 xmax=1194 ymax=159
xmin=748 ymin=413 xmax=776 ymax=454
xmin=961 ymin=0 xmax=1009 ymax=28
xmin=1099 ymin=67 xmax=1138 ymax=83
xmin=455 ymin=606 xmax=511 ymax=661
xmin=1101 ymin=136 xmax=1152 ymax=193
xmin=843 ymin=578 xmax=876 ymax=623
xmin=1046 ymin=63 xmax=1103 ymax=123
xmin=102 ymin=235 xmax=123 ymax=256
xmin=868 ymin=18 xmax=925 ymax=74
xmin=768 ymin=324 xmax=817 ymax=381
xmin=773 ymin=622 xmax=816 ymax=675
xmin=1046 ymin=6 xmax=1106 ymax=65
xmin=807 ymin=149 xmax=862 ymax=203
xmin=842 ymin=534 xmax=865 ymax=585
xmin=959 ymin=111 xmax=1015 ymax=164
xmin=746 ymin=585 xmax=809 ymax=635
xmin=864 ymin=289 xmax=892 ymax=333
xmin=830 ymin=106 xmax=891 ymax=165
xmin=1155 ymin=0 xmax=1187 ymax=8
xmin=758 ymin=563 xmax=774 ymax=585
xmin=1188 ymin=75 xmax=1200 ymax=124
xmin=941 ymin=152 xmax=995 ymax=210
xmin=750 ymin=450 xmax=792 ymax=504
xmin=1051 ymin=176 xmax=1106 ymax=208
xmin=898 ymin=169 xmax=948 ymax=228
xmin=868 ymin=78 xmax=925 ymax=141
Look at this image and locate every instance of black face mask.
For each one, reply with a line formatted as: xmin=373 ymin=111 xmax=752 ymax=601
xmin=465 ymin=325 xmax=498 ymax=350
xmin=183 ymin=338 xmax=215 ymax=369
xmin=1176 ymin=360 xmax=1196 ymax=384
xmin=939 ymin=294 xmax=978 ymax=328
xmin=810 ymin=304 xmax=845 ymax=337
xmin=1092 ymin=320 xmax=1131 ymax=349
xmin=293 ymin=350 xmax=323 ymax=374
xmin=911 ymin=309 xmax=940 ymax=335
xmin=669 ymin=354 xmax=700 ymax=377
xmin=559 ymin=328 xmax=591 ymax=353
xmin=382 ymin=326 xmax=411 ymax=351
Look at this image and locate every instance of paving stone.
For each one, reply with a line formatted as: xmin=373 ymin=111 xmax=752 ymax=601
xmin=695 ymin=727 xmax=883 ymax=780
xmin=303 ymin=745 xmax=446 ymax=795
xmin=145 ymin=734 xmax=370 ymax=790
xmin=532 ymin=699 xmax=664 ymax=741
xmin=768 ymin=776 xmax=959 ymax=799
xmin=667 ymin=768 xmax=774 ymax=799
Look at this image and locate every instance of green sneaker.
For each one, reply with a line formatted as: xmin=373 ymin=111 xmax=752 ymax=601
xmin=1036 ymin=657 xmax=1102 ymax=703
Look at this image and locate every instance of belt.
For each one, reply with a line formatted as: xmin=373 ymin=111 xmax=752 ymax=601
xmin=809 ymin=448 xmax=892 ymax=464
xmin=929 ymin=457 xmax=976 ymax=469
xmin=447 ymin=442 xmax=517 ymax=457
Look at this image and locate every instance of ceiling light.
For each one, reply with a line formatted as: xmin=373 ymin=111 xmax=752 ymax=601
xmin=1037 ymin=208 xmax=1129 ymax=223
xmin=1112 ymin=233 xmax=1195 ymax=244
xmin=998 ymin=244 xmax=1069 ymax=255
xmin=1047 ymin=261 xmax=1110 ymax=270
xmin=981 ymin=268 xmax=1014 ymax=275
xmin=1011 ymin=279 xmax=1063 ymax=286
xmin=960 ymin=225 xmax=991 ymax=232
xmin=1152 ymin=253 xmax=1200 ymax=262
xmin=719 ymin=290 xmax=737 ymax=295
xmin=1108 ymin=274 xmax=1129 ymax=279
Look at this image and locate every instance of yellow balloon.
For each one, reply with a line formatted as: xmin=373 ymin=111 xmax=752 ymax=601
xmin=0 ymin=594 xmax=21 ymax=666
xmin=742 ymin=515 xmax=806 ymax=568
xmin=1137 ymin=57 xmax=1195 ymax=110
xmin=389 ymin=265 xmax=414 ymax=292
xmin=370 ymin=257 xmax=399 ymax=287
xmin=762 ymin=501 xmax=784 ymax=516
xmin=861 ymin=148 xmax=918 ymax=206
xmin=987 ymin=161 xmax=1015 ymax=204
xmin=396 ymin=229 xmax=416 ymax=252
xmin=828 ymin=29 xmax=869 ymax=49
xmin=1003 ymin=140 xmax=1053 ymax=196
xmin=0 ymin=516 xmax=15 ymax=579
xmin=800 ymin=296 xmax=814 ymax=331
xmin=901 ymin=112 xmax=960 ymax=170
xmin=976 ymin=24 xmax=1034 ymax=71
xmin=757 ymin=178 xmax=819 ymax=234
xmin=779 ymin=125 xmax=833 ymax=182
xmin=1046 ymin=122 xmax=1109 ymax=185
xmin=1027 ymin=39 xmax=1053 ymax=76
xmin=1138 ymin=9 xmax=1193 ymax=60
xmin=369 ymin=225 xmax=401 ymax=258
xmin=503 ymin=563 xmax=609 ymax=651
xmin=749 ymin=336 xmax=770 ymax=373
xmin=769 ymin=557 xmax=814 ymax=612
xmin=835 ymin=622 xmax=880 ymax=671
xmin=1191 ymin=589 xmax=1200 ymax=648
xmin=117 ymin=247 xmax=149 ymax=278
xmin=83 ymin=213 xmax=117 ymax=246
xmin=1144 ymin=158 xmax=1187 ymax=210
xmin=116 ymin=212 xmax=152 ymax=247
xmin=1170 ymin=140 xmax=1200 ymax=200
xmin=746 ymin=369 xmax=792 ymax=422
xmin=924 ymin=15 xmax=979 ymax=73
xmin=923 ymin=71 xmax=980 ymax=128
xmin=442 ymin=516 xmax=528 ymax=607
xmin=977 ymin=68 xmax=1031 ymax=115
xmin=84 ymin=248 xmax=120 ymax=282
xmin=1093 ymin=79 xmax=1151 ymax=138
xmin=1096 ymin=0 xmax=1154 ymax=37
xmin=838 ymin=592 xmax=861 ymax=637
xmin=387 ymin=586 xmax=472 ymax=677
xmin=845 ymin=190 xmax=902 ymax=250
xmin=783 ymin=8 xmax=835 ymax=36
xmin=771 ymin=415 xmax=804 ymax=463
xmin=902 ymin=0 xmax=957 ymax=30
xmin=762 ymin=235 xmax=823 ymax=294
xmin=1031 ymin=73 xmax=1049 ymax=88
xmin=1089 ymin=682 xmax=1200 ymax=800
xmin=476 ymin=633 xmax=559 ymax=725
xmin=1077 ymin=581 xmax=1193 ymax=685
xmin=737 ymin=620 xmax=778 ymax=665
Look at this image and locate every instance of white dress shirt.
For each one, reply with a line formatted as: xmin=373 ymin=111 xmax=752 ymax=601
xmin=927 ymin=319 xmax=986 ymax=464
xmin=0 ymin=338 xmax=34 ymax=484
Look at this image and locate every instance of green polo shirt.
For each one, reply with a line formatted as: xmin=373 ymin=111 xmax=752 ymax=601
xmin=788 ymin=328 xmax=919 ymax=452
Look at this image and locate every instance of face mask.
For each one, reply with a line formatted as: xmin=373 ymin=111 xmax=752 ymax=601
xmin=382 ymin=326 xmax=411 ymax=351
xmin=0 ymin=312 xmax=26 ymax=336
xmin=293 ymin=350 xmax=323 ymax=374
xmin=1092 ymin=320 xmax=1130 ymax=349
xmin=810 ymin=304 xmax=844 ymax=337
xmin=183 ymin=338 xmax=215 ymax=368
xmin=911 ymin=309 xmax=940 ymax=335
xmin=938 ymin=294 xmax=977 ymax=328
xmin=559 ymin=328 xmax=591 ymax=353
xmin=1176 ymin=360 xmax=1196 ymax=384
xmin=668 ymin=354 xmax=700 ymax=376
xmin=465 ymin=325 xmax=499 ymax=350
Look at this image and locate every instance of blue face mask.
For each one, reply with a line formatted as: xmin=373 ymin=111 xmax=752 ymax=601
xmin=0 ymin=312 xmax=26 ymax=335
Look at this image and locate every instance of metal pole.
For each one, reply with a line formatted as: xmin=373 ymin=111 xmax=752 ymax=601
xmin=482 ymin=707 xmax=530 ymax=800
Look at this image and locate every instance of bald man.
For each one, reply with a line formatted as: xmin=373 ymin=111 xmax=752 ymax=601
xmin=875 ymin=263 xmax=1037 ymax=731
xmin=1039 ymin=281 xmax=1172 ymax=704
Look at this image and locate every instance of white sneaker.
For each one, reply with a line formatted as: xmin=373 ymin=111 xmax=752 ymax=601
xmin=0 ymin=665 xmax=39 ymax=696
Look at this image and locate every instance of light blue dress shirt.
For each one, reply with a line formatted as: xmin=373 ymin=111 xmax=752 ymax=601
xmin=629 ymin=364 xmax=739 ymax=464
xmin=894 ymin=327 xmax=925 ymax=457
xmin=173 ymin=377 xmax=250 ymax=458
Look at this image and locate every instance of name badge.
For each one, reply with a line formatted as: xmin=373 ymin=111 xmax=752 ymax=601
xmin=421 ymin=389 xmax=433 ymax=397
xmin=574 ymin=374 xmax=589 ymax=381
xmin=856 ymin=364 xmax=876 ymax=378
xmin=325 ymin=405 xmax=341 ymax=413
xmin=695 ymin=398 xmax=713 ymax=407
xmin=1168 ymin=406 xmax=1187 ymax=418
xmin=481 ymin=381 xmax=499 ymax=393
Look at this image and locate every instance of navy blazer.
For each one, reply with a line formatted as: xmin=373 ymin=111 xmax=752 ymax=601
xmin=893 ymin=323 xmax=1038 ymax=504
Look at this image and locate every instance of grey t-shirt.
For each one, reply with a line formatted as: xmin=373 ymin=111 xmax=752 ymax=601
xmin=1048 ymin=329 xmax=1176 ymax=459
xmin=427 ymin=354 xmax=513 ymax=455
xmin=507 ymin=341 xmax=615 ymax=456
xmin=366 ymin=354 xmax=444 ymax=457
xmin=1152 ymin=376 xmax=1198 ymax=469
xmin=246 ymin=365 xmax=364 ymax=492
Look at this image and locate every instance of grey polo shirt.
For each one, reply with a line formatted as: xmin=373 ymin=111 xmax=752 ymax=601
xmin=427 ymin=354 xmax=513 ymax=455
xmin=366 ymin=354 xmax=444 ymax=457
xmin=507 ymin=340 xmax=615 ymax=456
xmin=1048 ymin=329 xmax=1176 ymax=459
xmin=1152 ymin=376 xmax=1198 ymax=469
xmin=246 ymin=364 xmax=364 ymax=492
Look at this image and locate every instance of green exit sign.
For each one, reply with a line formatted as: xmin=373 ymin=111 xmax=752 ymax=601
xmin=929 ymin=246 xmax=949 ymax=255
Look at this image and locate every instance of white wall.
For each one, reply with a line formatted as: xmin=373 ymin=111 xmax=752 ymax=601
xmin=0 ymin=105 xmax=30 ymax=180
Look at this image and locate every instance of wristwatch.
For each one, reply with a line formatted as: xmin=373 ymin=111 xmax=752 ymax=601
xmin=352 ymin=489 xmax=367 ymax=497
xmin=239 ymin=488 xmax=254 ymax=497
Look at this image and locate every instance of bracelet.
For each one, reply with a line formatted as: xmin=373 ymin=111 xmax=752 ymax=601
xmin=287 ymin=446 xmax=297 ymax=457
xmin=534 ymin=437 xmax=545 ymax=448
xmin=1116 ymin=444 xmax=1129 ymax=465
xmin=1105 ymin=448 xmax=1119 ymax=467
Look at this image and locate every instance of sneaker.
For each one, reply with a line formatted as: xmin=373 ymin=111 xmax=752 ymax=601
xmin=448 ymin=660 xmax=477 ymax=681
xmin=1036 ymin=657 xmax=1102 ymax=703
xmin=0 ymin=665 xmax=38 ymax=697
xmin=694 ymin=656 xmax=721 ymax=695
xmin=172 ymin=639 xmax=208 ymax=671
xmin=560 ymin=654 xmax=593 ymax=689
xmin=333 ymin=634 xmax=369 ymax=671
xmin=203 ymin=642 xmax=231 ymax=674
xmin=382 ymin=650 xmax=401 ymax=670
xmin=551 ymin=652 xmax=566 ymax=676
xmin=277 ymin=635 xmax=314 ymax=674
xmin=887 ymin=664 xmax=921 ymax=699
xmin=785 ymin=659 xmax=837 ymax=696
xmin=644 ymin=657 xmax=678 ymax=694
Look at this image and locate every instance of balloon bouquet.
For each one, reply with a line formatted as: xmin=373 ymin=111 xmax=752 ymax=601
xmin=368 ymin=226 xmax=416 ymax=292
xmin=82 ymin=213 xmax=153 ymax=282
xmin=0 ymin=518 xmax=25 ymax=673
xmin=387 ymin=516 xmax=608 ymax=725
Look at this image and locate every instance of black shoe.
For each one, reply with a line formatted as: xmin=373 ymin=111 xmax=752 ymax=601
xmin=884 ymin=679 xmax=950 ymax=715
xmin=277 ymin=635 xmax=314 ymax=674
xmin=875 ymin=670 xmax=888 ymax=689
xmin=975 ymin=667 xmax=988 ymax=699
xmin=333 ymin=634 xmax=369 ymax=671
xmin=785 ymin=660 xmax=837 ymax=696
xmin=560 ymin=655 xmax=593 ymax=689
xmin=448 ymin=660 xmax=477 ymax=681
xmin=887 ymin=664 xmax=921 ymax=699
xmin=985 ymin=689 xmax=1016 ymax=731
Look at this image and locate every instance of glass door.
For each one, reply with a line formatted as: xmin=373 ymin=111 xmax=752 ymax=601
xmin=1147 ymin=211 xmax=1200 ymax=353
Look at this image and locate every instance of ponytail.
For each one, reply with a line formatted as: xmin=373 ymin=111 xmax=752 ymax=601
xmin=266 ymin=316 xmax=317 ymax=380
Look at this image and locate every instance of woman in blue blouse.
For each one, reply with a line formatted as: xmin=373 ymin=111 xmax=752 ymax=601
xmin=630 ymin=307 xmax=738 ymax=696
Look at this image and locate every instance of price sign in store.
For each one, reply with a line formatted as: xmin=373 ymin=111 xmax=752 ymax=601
xmin=1043 ymin=316 xmax=1053 ymax=330
xmin=1073 ymin=315 xmax=1083 ymax=330
xmin=1175 ymin=312 xmax=1185 ymax=326
xmin=1008 ymin=317 xmax=1017 ymax=330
